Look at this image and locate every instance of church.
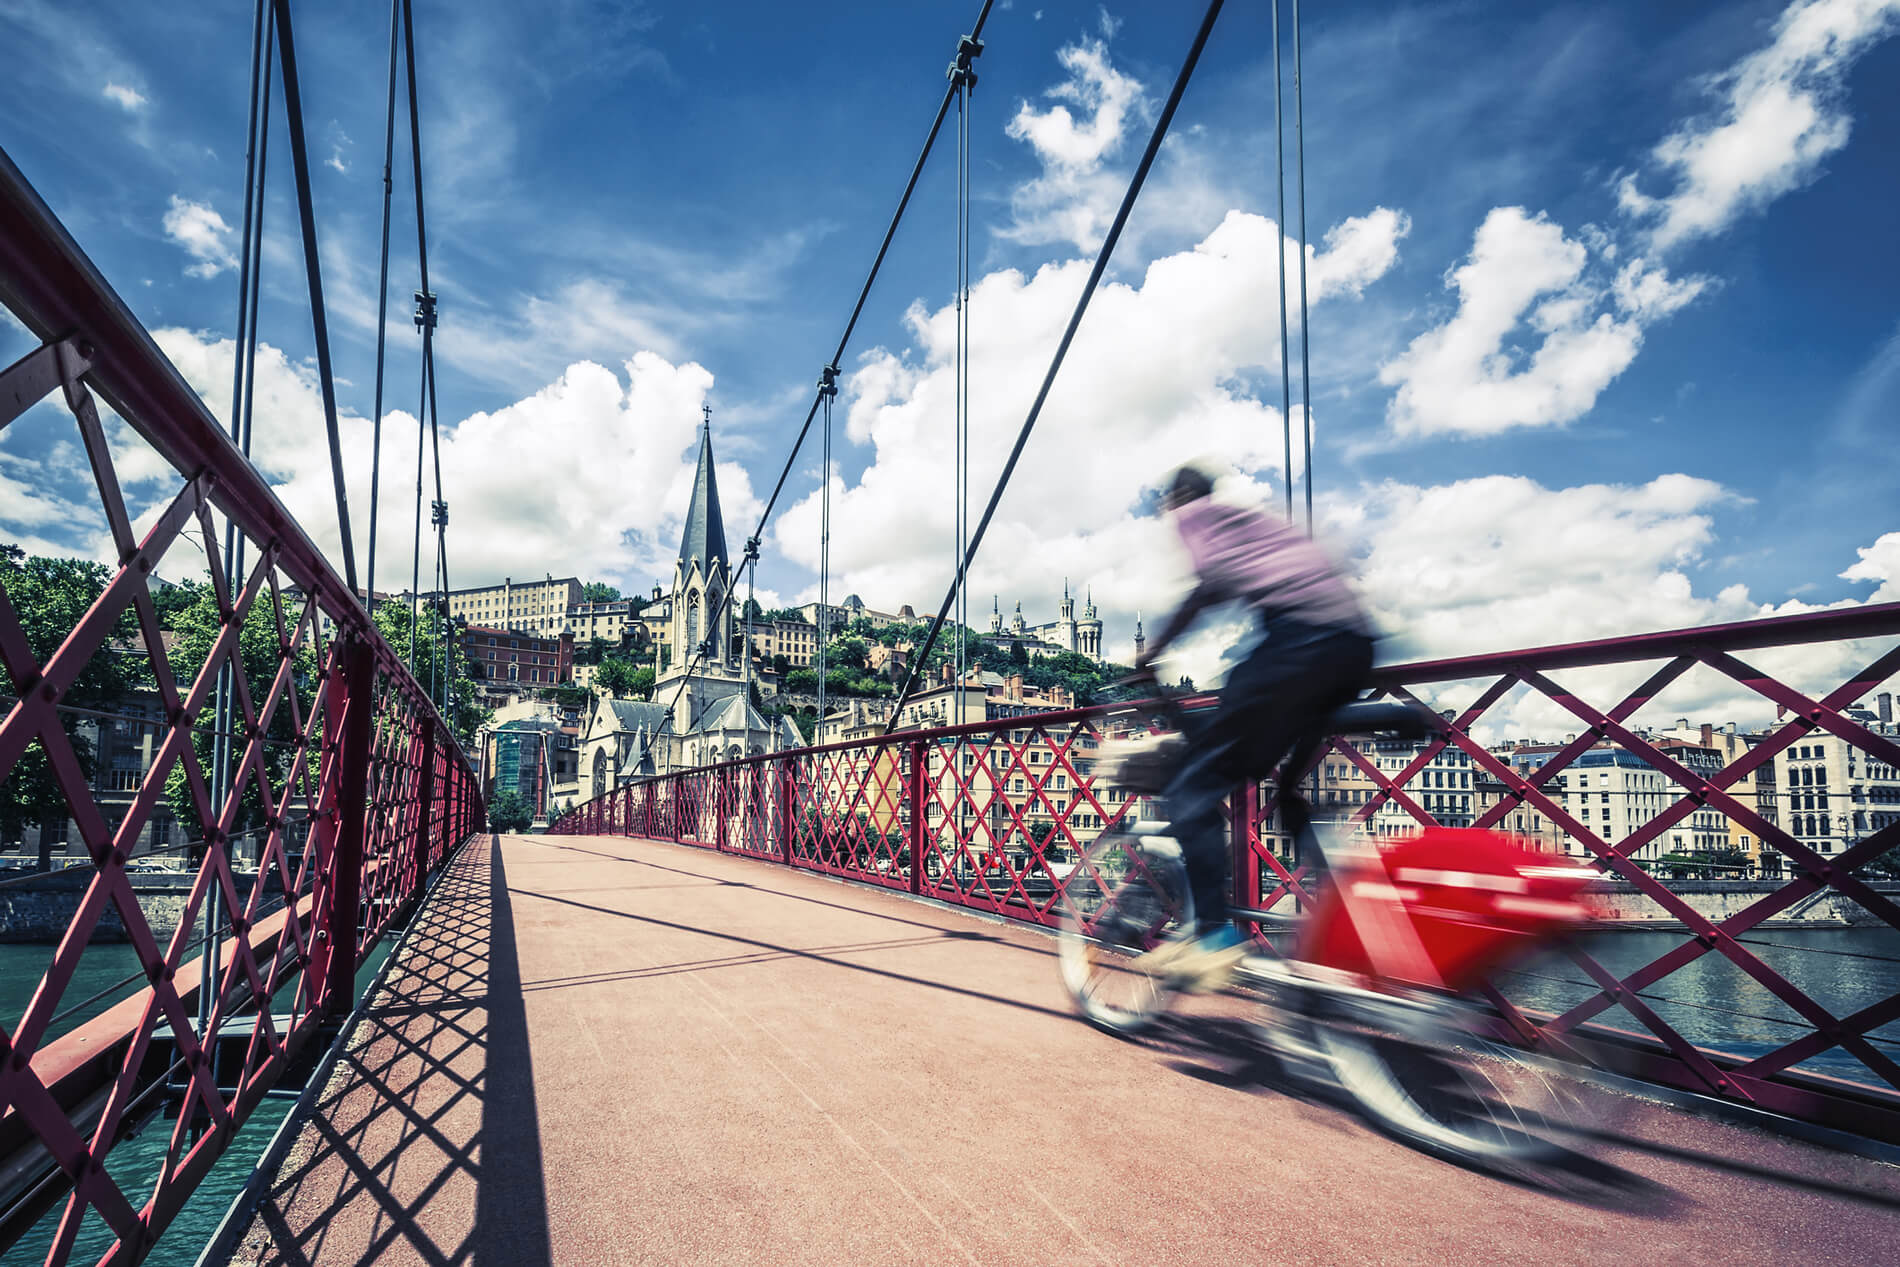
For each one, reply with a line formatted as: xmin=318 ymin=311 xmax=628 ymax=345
xmin=574 ymin=415 xmax=800 ymax=795
xmin=984 ymin=582 xmax=1107 ymax=662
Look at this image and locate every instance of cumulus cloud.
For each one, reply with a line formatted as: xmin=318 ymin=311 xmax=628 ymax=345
xmin=152 ymin=329 xmax=760 ymax=595
xmin=1318 ymin=474 xmax=1900 ymax=742
xmin=102 ymin=82 xmax=146 ymax=111
xmin=1380 ymin=208 xmax=1706 ymax=437
xmin=1336 ymin=472 xmax=1751 ymax=658
xmin=769 ymin=203 xmax=1407 ymax=647
xmin=1618 ymin=0 xmax=1900 ymax=250
xmin=1000 ymin=33 xmax=1148 ymax=252
xmin=161 ymin=196 xmax=235 ymax=279
xmin=1842 ymin=531 xmax=1900 ymax=601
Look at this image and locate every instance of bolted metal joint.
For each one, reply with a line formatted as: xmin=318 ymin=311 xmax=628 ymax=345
xmin=817 ymin=363 xmax=839 ymax=399
xmin=413 ymin=289 xmax=438 ymax=331
xmin=431 ymin=499 xmax=449 ymax=528
xmin=946 ymin=33 xmax=984 ymax=89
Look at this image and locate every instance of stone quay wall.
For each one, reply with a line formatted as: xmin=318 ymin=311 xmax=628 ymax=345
xmin=0 ymin=869 xmax=286 ymax=944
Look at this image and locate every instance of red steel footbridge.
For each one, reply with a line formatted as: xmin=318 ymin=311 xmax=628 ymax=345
xmin=5 ymin=1 xmax=1900 ymax=1264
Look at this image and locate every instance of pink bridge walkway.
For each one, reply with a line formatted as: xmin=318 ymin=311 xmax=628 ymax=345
xmin=217 ymin=833 xmax=1900 ymax=1266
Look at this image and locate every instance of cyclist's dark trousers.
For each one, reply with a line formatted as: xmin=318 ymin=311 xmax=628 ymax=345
xmin=1165 ymin=619 xmax=1373 ymax=930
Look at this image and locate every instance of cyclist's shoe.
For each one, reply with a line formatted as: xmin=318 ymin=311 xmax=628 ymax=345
xmin=1151 ymin=925 xmax=1248 ymax=994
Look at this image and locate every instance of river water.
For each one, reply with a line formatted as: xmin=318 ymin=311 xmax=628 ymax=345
xmin=2 ymin=928 xmax=1898 ymax=1262
xmin=0 ymin=939 xmax=392 ymax=1266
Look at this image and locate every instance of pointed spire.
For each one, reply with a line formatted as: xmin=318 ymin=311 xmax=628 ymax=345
xmin=678 ymin=412 xmax=729 ymax=573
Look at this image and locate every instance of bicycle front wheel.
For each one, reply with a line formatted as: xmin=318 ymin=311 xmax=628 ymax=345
xmin=1316 ymin=1020 xmax=1585 ymax=1164
xmin=1057 ymin=829 xmax=1196 ymax=1036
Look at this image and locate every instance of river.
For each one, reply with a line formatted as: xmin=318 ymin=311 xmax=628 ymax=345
xmin=0 ymin=939 xmax=393 ymax=1267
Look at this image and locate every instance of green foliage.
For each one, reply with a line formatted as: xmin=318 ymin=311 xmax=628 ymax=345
xmin=370 ymin=601 xmax=489 ymax=746
xmin=1009 ymin=639 xmax=1028 ymax=666
xmin=575 ymin=634 xmax=613 ymax=666
xmin=831 ymin=636 xmax=868 ymax=671
xmin=595 ymin=657 xmax=654 ymax=699
xmin=771 ymin=653 xmax=790 ymax=676
xmin=538 ymin=684 xmax=592 ymax=711
xmin=0 ymin=546 xmax=139 ymax=839
xmin=581 ymin=582 xmax=621 ymax=602
xmin=161 ymin=582 xmax=324 ymax=847
xmin=488 ymin=788 xmax=535 ymax=833
xmin=151 ymin=576 xmax=207 ymax=629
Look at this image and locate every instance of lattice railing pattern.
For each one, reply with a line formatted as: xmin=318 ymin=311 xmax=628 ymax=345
xmin=555 ymin=605 xmax=1900 ymax=1141
xmin=0 ymin=156 xmax=482 ymax=1264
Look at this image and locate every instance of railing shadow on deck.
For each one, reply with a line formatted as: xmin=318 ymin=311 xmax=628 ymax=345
xmin=224 ymin=839 xmax=550 ymax=1267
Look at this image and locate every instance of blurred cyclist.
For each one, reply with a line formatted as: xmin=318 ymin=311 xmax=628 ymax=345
xmin=1133 ymin=463 xmax=1375 ymax=992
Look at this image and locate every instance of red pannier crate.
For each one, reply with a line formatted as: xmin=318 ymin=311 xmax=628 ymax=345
xmin=1297 ymin=828 xmax=1598 ymax=992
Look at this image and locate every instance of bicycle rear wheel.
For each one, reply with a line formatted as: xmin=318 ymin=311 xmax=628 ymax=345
xmin=1058 ymin=829 xmax=1196 ymax=1036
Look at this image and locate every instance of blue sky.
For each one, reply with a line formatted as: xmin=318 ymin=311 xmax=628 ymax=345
xmin=2 ymin=0 xmax=1897 ymax=687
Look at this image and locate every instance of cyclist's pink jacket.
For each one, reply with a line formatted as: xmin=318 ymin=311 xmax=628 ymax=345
xmin=1173 ymin=499 xmax=1370 ymax=636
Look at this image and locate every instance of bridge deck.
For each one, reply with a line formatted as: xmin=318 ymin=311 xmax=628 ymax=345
xmin=221 ymin=834 xmax=1900 ymax=1265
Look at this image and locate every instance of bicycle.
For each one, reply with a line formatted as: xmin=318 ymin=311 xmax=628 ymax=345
xmin=1057 ymin=680 xmax=1604 ymax=1165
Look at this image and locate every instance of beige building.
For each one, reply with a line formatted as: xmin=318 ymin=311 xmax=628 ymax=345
xmin=752 ymin=617 xmax=822 ymax=667
xmin=564 ymin=599 xmax=648 ymax=648
xmin=1769 ymin=695 xmax=1898 ymax=866
xmin=445 ymin=575 xmax=583 ymax=637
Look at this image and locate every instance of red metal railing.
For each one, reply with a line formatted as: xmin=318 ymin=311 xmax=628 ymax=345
xmin=0 ymin=152 xmax=482 ymax=1263
xmin=555 ymin=603 xmax=1900 ymax=1142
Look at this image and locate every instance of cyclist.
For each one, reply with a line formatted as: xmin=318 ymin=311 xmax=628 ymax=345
xmin=1133 ymin=462 xmax=1375 ymax=991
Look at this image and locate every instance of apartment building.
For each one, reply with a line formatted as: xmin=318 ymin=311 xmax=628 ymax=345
xmin=444 ymin=575 xmax=583 ymax=636
xmin=1773 ymin=694 xmax=1899 ymax=860
xmin=463 ymin=624 xmax=575 ymax=692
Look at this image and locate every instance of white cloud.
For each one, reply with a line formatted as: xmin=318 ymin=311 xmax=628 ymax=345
xmin=1320 ymin=474 xmax=1897 ymax=742
xmin=161 ymin=196 xmax=235 ymax=279
xmin=1000 ymin=33 xmax=1148 ymax=252
xmin=1618 ymin=0 xmax=1900 ymax=250
xmin=1842 ymin=531 xmax=1900 ymax=600
xmin=151 ymin=329 xmax=760 ymax=596
xmin=769 ymin=204 xmax=1407 ymax=648
xmin=1380 ymin=208 xmax=1706 ymax=437
xmin=1336 ymin=472 xmax=1752 ymax=659
xmin=102 ymin=82 xmax=145 ymax=111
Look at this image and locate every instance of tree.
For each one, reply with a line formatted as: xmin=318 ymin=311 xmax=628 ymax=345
xmin=575 ymin=634 xmax=612 ymax=666
xmin=162 ymin=581 xmax=324 ymax=851
xmin=743 ymin=597 xmax=765 ymax=621
xmin=581 ymin=582 xmax=621 ymax=603
xmin=771 ymin=653 xmax=790 ymax=677
xmin=1009 ymin=639 xmax=1029 ymax=667
xmin=370 ymin=601 xmax=489 ymax=746
xmin=595 ymin=658 xmax=653 ymax=699
xmin=831 ymin=636 xmax=869 ymax=671
xmin=488 ymin=789 xmax=534 ymax=833
xmin=0 ymin=546 xmax=139 ymax=847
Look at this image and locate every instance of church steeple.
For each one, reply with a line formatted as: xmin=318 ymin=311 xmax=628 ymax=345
xmin=678 ymin=406 xmax=729 ymax=573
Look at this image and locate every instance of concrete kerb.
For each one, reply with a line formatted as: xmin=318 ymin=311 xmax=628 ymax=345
xmin=191 ymin=832 xmax=485 ymax=1267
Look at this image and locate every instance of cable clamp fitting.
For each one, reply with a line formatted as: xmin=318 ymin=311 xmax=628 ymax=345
xmin=946 ymin=33 xmax=984 ymax=90
xmin=413 ymin=290 xmax=438 ymax=332
xmin=431 ymin=499 xmax=449 ymax=528
xmin=744 ymin=536 xmax=761 ymax=563
xmin=817 ymin=364 xmax=839 ymax=399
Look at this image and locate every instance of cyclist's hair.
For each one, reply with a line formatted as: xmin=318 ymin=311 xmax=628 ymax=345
xmin=1164 ymin=463 xmax=1215 ymax=507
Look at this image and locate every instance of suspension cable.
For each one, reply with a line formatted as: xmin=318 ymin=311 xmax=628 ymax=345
xmin=203 ymin=0 xmax=273 ymax=1081
xmin=817 ymin=368 xmax=834 ymax=735
xmin=1293 ymin=0 xmax=1313 ymax=536
xmin=1271 ymin=0 xmax=1293 ymax=522
xmin=271 ymin=0 xmax=358 ymax=599
xmin=886 ymin=0 xmax=1229 ymax=735
xmin=365 ymin=0 xmax=402 ymax=617
xmin=650 ymin=2 xmax=996 ymax=748
xmin=951 ymin=39 xmax=979 ymax=712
